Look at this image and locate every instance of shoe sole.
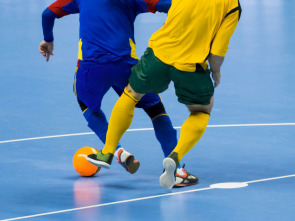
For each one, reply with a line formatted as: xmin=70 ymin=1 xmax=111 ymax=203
xmin=86 ymin=156 xmax=111 ymax=169
xmin=173 ymin=181 xmax=198 ymax=187
xmin=160 ymin=158 xmax=176 ymax=189
xmin=125 ymin=155 xmax=140 ymax=174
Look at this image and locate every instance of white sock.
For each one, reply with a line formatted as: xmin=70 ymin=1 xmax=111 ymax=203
xmin=176 ymin=167 xmax=185 ymax=176
xmin=115 ymin=148 xmax=131 ymax=162
xmin=114 ymin=148 xmax=124 ymax=158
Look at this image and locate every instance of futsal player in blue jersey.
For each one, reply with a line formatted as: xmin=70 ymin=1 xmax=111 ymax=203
xmin=40 ymin=0 xmax=198 ymax=186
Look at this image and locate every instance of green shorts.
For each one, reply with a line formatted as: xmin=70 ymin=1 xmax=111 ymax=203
xmin=129 ymin=48 xmax=214 ymax=105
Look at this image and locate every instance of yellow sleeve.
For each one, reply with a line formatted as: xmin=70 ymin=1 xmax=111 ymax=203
xmin=210 ymin=6 xmax=241 ymax=57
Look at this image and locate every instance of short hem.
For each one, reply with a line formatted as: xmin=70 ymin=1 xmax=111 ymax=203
xmin=177 ymin=96 xmax=213 ymax=106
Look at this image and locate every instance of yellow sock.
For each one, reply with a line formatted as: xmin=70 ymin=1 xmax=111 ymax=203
xmin=173 ymin=112 xmax=210 ymax=161
xmin=102 ymin=88 xmax=139 ymax=155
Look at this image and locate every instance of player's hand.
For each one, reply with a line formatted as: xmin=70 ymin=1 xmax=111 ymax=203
xmin=39 ymin=40 xmax=54 ymax=62
xmin=211 ymin=70 xmax=221 ymax=88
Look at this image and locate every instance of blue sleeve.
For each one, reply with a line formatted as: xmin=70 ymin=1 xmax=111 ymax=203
xmin=155 ymin=0 xmax=171 ymax=13
xmin=42 ymin=8 xmax=58 ymax=42
xmin=42 ymin=0 xmax=79 ymax=42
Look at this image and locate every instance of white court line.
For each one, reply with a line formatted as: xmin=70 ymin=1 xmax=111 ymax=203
xmin=1 ymin=174 xmax=294 ymax=221
xmin=0 ymin=122 xmax=295 ymax=144
xmin=245 ymin=174 xmax=295 ymax=184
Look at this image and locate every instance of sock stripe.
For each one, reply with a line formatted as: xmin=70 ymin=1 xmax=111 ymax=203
xmin=152 ymin=113 xmax=168 ymax=121
xmin=82 ymin=108 xmax=88 ymax=114
xmin=123 ymin=92 xmax=138 ymax=103
xmin=123 ymin=87 xmax=139 ymax=103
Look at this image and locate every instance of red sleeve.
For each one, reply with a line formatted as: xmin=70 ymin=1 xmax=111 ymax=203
xmin=48 ymin=0 xmax=73 ymax=18
xmin=143 ymin=0 xmax=160 ymax=13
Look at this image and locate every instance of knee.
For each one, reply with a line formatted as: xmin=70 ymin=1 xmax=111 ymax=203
xmin=144 ymin=101 xmax=166 ymax=119
xmin=126 ymin=84 xmax=145 ymax=100
xmin=77 ymin=98 xmax=88 ymax=112
xmin=187 ymin=96 xmax=214 ymax=113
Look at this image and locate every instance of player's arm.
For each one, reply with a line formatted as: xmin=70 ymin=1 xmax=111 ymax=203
xmin=155 ymin=0 xmax=171 ymax=13
xmin=209 ymin=0 xmax=242 ymax=87
xmin=210 ymin=1 xmax=241 ymax=57
xmin=40 ymin=8 xmax=57 ymax=62
xmin=135 ymin=0 xmax=171 ymax=15
xmin=40 ymin=0 xmax=79 ymax=62
xmin=208 ymin=54 xmax=224 ymax=88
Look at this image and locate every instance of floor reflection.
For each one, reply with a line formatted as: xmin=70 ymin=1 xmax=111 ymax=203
xmin=73 ymin=178 xmax=101 ymax=220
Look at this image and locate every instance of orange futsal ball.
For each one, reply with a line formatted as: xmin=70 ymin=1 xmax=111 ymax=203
xmin=73 ymin=146 xmax=101 ymax=177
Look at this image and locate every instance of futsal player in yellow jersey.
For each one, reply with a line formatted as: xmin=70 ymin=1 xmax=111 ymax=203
xmin=87 ymin=0 xmax=242 ymax=189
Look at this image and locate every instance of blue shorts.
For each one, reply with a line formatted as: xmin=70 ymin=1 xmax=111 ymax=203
xmin=74 ymin=60 xmax=161 ymax=112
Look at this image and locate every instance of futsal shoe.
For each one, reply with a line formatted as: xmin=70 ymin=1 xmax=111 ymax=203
xmin=115 ymin=148 xmax=140 ymax=174
xmin=160 ymin=152 xmax=179 ymax=189
xmin=86 ymin=151 xmax=114 ymax=169
xmin=174 ymin=164 xmax=199 ymax=187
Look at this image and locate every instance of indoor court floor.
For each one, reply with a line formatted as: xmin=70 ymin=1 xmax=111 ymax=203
xmin=0 ymin=0 xmax=294 ymax=220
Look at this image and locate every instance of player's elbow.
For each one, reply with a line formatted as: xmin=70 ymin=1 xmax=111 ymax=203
xmin=155 ymin=0 xmax=171 ymax=13
xmin=42 ymin=8 xmax=58 ymax=20
xmin=42 ymin=8 xmax=51 ymax=19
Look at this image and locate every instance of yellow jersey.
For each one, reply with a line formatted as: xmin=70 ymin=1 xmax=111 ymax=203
xmin=148 ymin=0 xmax=241 ymax=72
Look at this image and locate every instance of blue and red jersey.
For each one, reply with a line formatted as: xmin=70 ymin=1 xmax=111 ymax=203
xmin=42 ymin=0 xmax=171 ymax=64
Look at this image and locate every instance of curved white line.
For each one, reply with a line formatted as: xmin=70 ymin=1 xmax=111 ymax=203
xmin=0 ymin=123 xmax=294 ymax=144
